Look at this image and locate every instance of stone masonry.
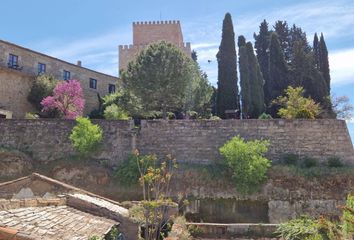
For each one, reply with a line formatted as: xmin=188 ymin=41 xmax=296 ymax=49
xmin=0 ymin=40 xmax=119 ymax=118
xmin=119 ymin=21 xmax=192 ymax=71
xmin=0 ymin=119 xmax=353 ymax=165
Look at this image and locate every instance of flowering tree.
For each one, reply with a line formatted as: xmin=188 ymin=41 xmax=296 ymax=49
xmin=41 ymin=80 xmax=85 ymax=119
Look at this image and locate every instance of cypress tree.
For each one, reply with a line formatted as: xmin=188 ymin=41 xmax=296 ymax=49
xmin=254 ymin=20 xmax=271 ymax=106
xmin=274 ymin=21 xmax=291 ymax=61
xmin=291 ymin=41 xmax=329 ymax=110
xmin=238 ymin=36 xmax=251 ymax=117
xmin=319 ymin=33 xmax=331 ymax=96
xmin=216 ymin=13 xmax=240 ymax=118
xmin=313 ymin=33 xmax=320 ymax=69
xmin=268 ymin=33 xmax=289 ymax=116
xmin=239 ymin=36 xmax=265 ymax=119
xmin=290 ymin=41 xmax=312 ymax=87
xmin=191 ymin=50 xmax=198 ymax=62
xmin=289 ymin=24 xmax=311 ymax=60
xmin=246 ymin=42 xmax=265 ymax=118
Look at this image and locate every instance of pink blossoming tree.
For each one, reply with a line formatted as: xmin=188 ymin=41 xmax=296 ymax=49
xmin=41 ymin=80 xmax=85 ymax=119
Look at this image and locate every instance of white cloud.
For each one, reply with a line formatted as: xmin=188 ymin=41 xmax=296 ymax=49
xmin=346 ymin=118 xmax=354 ymax=124
xmin=329 ymin=48 xmax=354 ymax=85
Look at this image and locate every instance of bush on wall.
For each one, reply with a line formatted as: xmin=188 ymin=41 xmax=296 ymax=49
xmin=219 ymin=135 xmax=271 ymax=194
xmin=114 ymin=151 xmax=152 ymax=186
xmin=276 ymin=194 xmax=354 ymax=239
xmin=69 ymin=117 xmax=103 ymax=156
xmin=103 ymin=104 xmax=130 ymax=120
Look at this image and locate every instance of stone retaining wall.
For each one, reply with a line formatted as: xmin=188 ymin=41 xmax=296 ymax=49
xmin=0 ymin=119 xmax=353 ymax=165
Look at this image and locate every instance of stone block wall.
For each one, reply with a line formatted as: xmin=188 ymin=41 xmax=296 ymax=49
xmin=0 ymin=119 xmax=353 ymax=165
xmin=0 ymin=119 xmax=133 ymax=164
xmin=138 ymin=119 xmax=354 ymax=165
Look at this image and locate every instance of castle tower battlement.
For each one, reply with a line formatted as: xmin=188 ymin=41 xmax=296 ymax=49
xmin=118 ymin=20 xmax=191 ymax=71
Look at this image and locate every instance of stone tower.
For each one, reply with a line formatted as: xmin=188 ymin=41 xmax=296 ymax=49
xmin=119 ymin=20 xmax=191 ymax=72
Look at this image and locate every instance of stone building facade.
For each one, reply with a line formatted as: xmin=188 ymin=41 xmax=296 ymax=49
xmin=119 ymin=20 xmax=192 ymax=71
xmin=0 ymin=40 xmax=119 ymax=118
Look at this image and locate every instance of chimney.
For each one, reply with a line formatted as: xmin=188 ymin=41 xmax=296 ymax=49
xmin=77 ymin=60 xmax=82 ymax=67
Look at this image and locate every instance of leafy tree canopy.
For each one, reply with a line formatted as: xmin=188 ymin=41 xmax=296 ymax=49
xmin=28 ymin=74 xmax=58 ymax=111
xmin=121 ymin=41 xmax=200 ymax=119
xmin=274 ymin=86 xmax=321 ymax=119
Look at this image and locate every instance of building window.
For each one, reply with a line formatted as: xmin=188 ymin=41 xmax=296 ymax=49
xmin=8 ymin=54 xmax=19 ymax=68
xmin=38 ymin=63 xmax=46 ymax=75
xmin=108 ymin=84 xmax=116 ymax=94
xmin=90 ymin=78 xmax=97 ymax=89
xmin=63 ymin=70 xmax=71 ymax=80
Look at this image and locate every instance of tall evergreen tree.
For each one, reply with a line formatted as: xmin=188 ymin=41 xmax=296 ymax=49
xmin=313 ymin=33 xmax=320 ymax=69
xmin=289 ymin=24 xmax=310 ymax=60
xmin=238 ymin=36 xmax=251 ymax=117
xmin=246 ymin=42 xmax=265 ymax=118
xmin=191 ymin=50 xmax=198 ymax=62
xmin=254 ymin=20 xmax=271 ymax=106
xmin=216 ymin=13 xmax=239 ymax=118
xmin=274 ymin=21 xmax=291 ymax=61
xmin=239 ymin=35 xmax=265 ymax=118
xmin=319 ymin=33 xmax=331 ymax=96
xmin=291 ymin=41 xmax=329 ymax=110
xmin=268 ymin=33 xmax=289 ymax=116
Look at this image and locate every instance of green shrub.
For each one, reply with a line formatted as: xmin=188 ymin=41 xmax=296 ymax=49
xmin=276 ymin=216 xmax=319 ymax=240
xmin=295 ymin=109 xmax=314 ymax=119
xmin=28 ymin=74 xmax=58 ymax=110
xmin=103 ymin=104 xmax=130 ymax=120
xmin=219 ymin=135 xmax=271 ymax=194
xmin=104 ymin=227 xmax=120 ymax=240
xmin=282 ymin=154 xmax=299 ymax=166
xmin=274 ymin=86 xmax=321 ymax=119
xmin=342 ymin=194 xmax=354 ymax=238
xmin=327 ymin=156 xmax=344 ymax=168
xmin=277 ymin=195 xmax=354 ymax=239
xmin=258 ymin=113 xmax=273 ymax=119
xmin=114 ymin=152 xmax=154 ymax=186
xmin=301 ymin=157 xmax=318 ymax=168
xmin=69 ymin=117 xmax=103 ymax=156
xmin=114 ymin=154 xmax=141 ymax=186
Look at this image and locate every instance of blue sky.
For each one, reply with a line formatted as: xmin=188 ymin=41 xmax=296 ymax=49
xmin=1 ymin=0 xmax=353 ymax=141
